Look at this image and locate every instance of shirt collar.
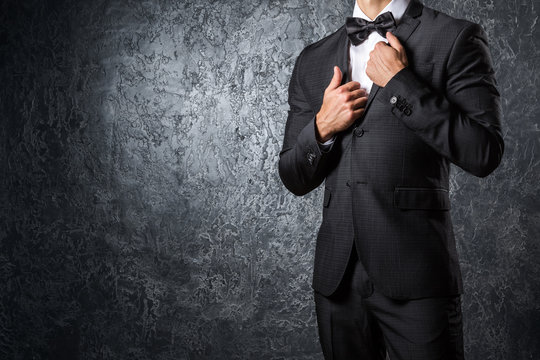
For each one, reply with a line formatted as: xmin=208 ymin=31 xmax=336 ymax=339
xmin=352 ymin=0 xmax=411 ymax=25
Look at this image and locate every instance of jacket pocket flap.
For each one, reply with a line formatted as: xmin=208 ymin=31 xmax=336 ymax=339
xmin=394 ymin=187 xmax=450 ymax=210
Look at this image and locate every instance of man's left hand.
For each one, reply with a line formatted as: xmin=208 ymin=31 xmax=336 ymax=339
xmin=366 ymin=32 xmax=409 ymax=87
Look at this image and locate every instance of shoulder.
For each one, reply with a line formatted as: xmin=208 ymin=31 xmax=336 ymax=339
xmin=420 ymin=4 xmax=486 ymax=39
xmin=413 ymin=4 xmax=493 ymax=81
xmin=302 ymin=25 xmax=346 ymax=53
xmin=295 ymin=26 xmax=346 ymax=65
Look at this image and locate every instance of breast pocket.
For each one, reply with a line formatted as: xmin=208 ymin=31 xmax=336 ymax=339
xmin=413 ymin=62 xmax=434 ymax=83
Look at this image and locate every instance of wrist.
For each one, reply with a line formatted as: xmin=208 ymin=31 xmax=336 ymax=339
xmin=382 ymin=64 xmax=407 ymax=87
xmin=393 ymin=63 xmax=407 ymax=77
xmin=315 ymin=115 xmax=333 ymax=142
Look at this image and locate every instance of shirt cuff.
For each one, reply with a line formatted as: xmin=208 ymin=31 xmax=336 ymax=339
xmin=317 ymin=136 xmax=336 ymax=153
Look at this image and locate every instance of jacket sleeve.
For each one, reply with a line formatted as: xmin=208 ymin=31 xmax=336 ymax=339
xmin=377 ymin=22 xmax=504 ymax=177
xmin=278 ymin=50 xmax=334 ymax=196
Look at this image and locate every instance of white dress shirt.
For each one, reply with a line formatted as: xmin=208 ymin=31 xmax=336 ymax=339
xmin=318 ymin=0 xmax=411 ymax=150
xmin=349 ymin=0 xmax=410 ymax=93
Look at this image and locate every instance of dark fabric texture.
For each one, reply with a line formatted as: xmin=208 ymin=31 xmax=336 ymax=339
xmin=278 ymin=0 xmax=504 ymax=299
xmin=314 ymin=244 xmax=465 ymax=360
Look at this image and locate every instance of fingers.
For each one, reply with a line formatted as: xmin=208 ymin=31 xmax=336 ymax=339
xmin=341 ymin=87 xmax=367 ymax=105
xmin=386 ymin=32 xmax=403 ymax=52
xmin=350 ymin=88 xmax=367 ymax=98
xmin=327 ymin=66 xmax=343 ymax=90
xmin=352 ymin=107 xmax=365 ymax=119
xmin=326 ymin=66 xmax=365 ymax=92
xmin=341 ymin=82 xmax=361 ymax=92
xmin=351 ymin=93 xmax=368 ymax=109
xmin=348 ymin=88 xmax=368 ymax=106
xmin=370 ymin=43 xmax=386 ymax=62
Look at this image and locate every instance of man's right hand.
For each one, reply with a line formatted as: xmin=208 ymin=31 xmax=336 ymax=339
xmin=315 ymin=66 xmax=368 ymax=142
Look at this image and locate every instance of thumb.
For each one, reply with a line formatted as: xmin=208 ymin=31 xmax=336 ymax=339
xmin=327 ymin=66 xmax=342 ymax=90
xmin=386 ymin=32 xmax=403 ymax=51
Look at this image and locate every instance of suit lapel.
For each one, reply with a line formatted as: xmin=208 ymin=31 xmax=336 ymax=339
xmin=336 ymin=26 xmax=350 ymax=86
xmin=358 ymin=0 xmax=424 ymax=120
xmin=338 ymin=0 xmax=423 ymax=150
xmin=320 ymin=0 xmax=423 ymax=100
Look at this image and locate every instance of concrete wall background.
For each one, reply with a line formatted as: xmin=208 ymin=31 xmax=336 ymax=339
xmin=0 ymin=0 xmax=538 ymax=359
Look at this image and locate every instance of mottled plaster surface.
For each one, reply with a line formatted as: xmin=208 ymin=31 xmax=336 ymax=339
xmin=0 ymin=0 xmax=538 ymax=359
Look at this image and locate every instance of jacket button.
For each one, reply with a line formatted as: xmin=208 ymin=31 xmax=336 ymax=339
xmin=390 ymin=96 xmax=398 ymax=104
xmin=404 ymin=108 xmax=412 ymax=116
xmin=354 ymin=127 xmax=364 ymax=137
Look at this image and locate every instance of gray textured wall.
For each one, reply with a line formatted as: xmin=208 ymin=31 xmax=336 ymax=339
xmin=0 ymin=0 xmax=538 ymax=359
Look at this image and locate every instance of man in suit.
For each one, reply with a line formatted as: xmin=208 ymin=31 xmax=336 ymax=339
xmin=277 ymin=0 xmax=504 ymax=358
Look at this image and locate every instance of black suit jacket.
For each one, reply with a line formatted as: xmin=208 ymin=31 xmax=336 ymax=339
xmin=278 ymin=0 xmax=504 ymax=299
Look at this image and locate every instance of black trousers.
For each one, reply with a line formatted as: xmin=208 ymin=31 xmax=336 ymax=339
xmin=314 ymin=243 xmax=464 ymax=360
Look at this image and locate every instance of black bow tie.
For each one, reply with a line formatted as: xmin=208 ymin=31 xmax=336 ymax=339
xmin=346 ymin=11 xmax=397 ymax=46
